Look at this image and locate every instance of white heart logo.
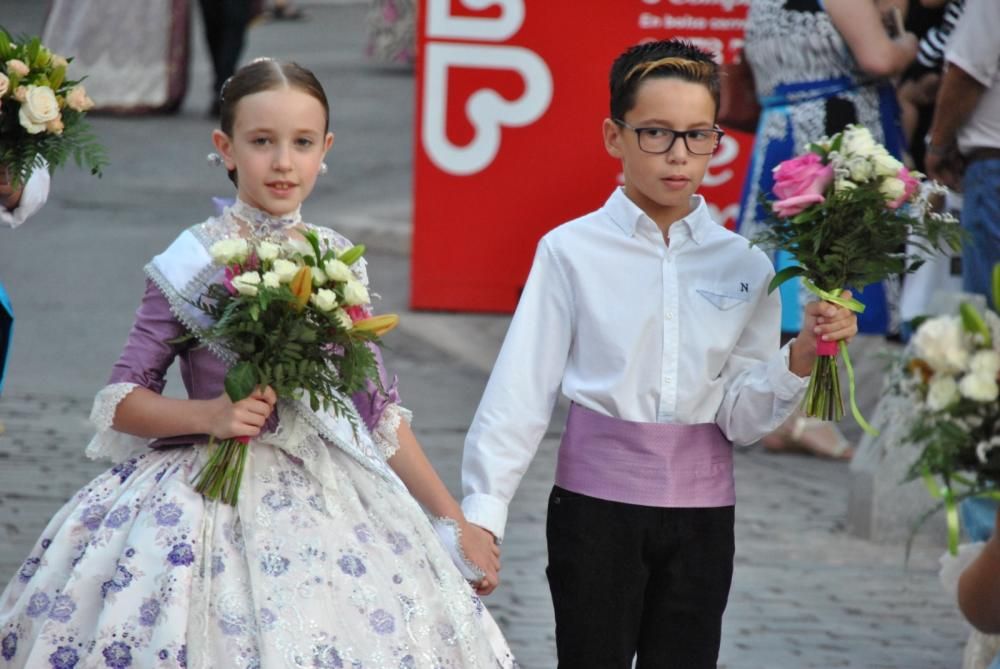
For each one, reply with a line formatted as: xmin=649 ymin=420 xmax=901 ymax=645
xmin=422 ymin=42 xmax=553 ymax=176
xmin=426 ymin=0 xmax=525 ymax=41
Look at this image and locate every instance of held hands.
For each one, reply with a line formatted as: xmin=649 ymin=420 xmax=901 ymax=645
xmin=460 ymin=520 xmax=502 ymax=596
xmin=790 ymin=291 xmax=859 ymax=376
xmin=206 ymin=386 xmax=277 ymax=439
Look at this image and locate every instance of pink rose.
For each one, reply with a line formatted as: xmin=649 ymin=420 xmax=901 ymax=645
xmin=345 ymin=304 xmax=370 ymax=323
xmin=886 ymin=167 xmax=920 ymax=210
xmin=773 ymin=153 xmax=834 ymax=200
xmin=773 ymin=192 xmax=826 ymax=218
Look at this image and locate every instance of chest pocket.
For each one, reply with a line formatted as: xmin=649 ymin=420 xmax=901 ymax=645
xmin=695 ymin=282 xmax=752 ymax=311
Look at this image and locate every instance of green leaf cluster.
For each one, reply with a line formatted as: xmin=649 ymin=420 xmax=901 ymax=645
xmin=753 ymin=179 xmax=963 ymax=295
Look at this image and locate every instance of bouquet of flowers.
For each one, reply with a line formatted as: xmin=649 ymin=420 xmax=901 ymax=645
xmin=0 ymin=29 xmax=106 ymax=187
xmin=180 ymin=231 xmax=399 ymax=504
xmin=899 ymin=266 xmax=1000 ymax=553
xmin=754 ymin=124 xmax=963 ymax=434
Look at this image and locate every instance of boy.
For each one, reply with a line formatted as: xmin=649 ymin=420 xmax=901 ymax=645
xmin=460 ymin=40 xmax=858 ymax=668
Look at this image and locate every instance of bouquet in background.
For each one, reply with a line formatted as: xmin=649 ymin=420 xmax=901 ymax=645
xmin=899 ymin=265 xmax=1000 ymax=554
xmin=0 ymin=28 xmax=106 ymax=187
xmin=180 ymin=231 xmax=399 ymax=504
xmin=754 ymin=124 xmax=963 ymax=434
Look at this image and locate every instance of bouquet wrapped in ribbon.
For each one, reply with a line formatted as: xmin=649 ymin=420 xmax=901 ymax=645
xmin=900 ymin=266 xmax=1000 ymax=554
xmin=179 ymin=231 xmax=399 ymax=504
xmin=0 ymin=28 xmax=106 ymax=186
xmin=753 ymin=124 xmax=963 ymax=434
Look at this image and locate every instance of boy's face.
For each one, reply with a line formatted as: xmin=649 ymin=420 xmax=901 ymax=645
xmin=603 ymin=76 xmax=717 ymax=226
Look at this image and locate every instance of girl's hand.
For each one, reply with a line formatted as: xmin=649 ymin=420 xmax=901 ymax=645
xmin=206 ymin=386 xmax=277 ymax=439
xmin=460 ymin=520 xmax=501 ymax=596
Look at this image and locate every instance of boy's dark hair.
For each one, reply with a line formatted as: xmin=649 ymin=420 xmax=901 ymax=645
xmin=218 ymin=58 xmax=330 ymax=186
xmin=609 ymin=40 xmax=720 ymax=122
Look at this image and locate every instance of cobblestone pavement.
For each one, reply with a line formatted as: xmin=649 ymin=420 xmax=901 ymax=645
xmin=0 ymin=1 xmax=973 ymax=667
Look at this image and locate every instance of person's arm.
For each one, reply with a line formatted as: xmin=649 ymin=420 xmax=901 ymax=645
xmin=103 ymin=279 xmax=275 ymax=441
xmin=958 ymin=508 xmax=1000 ymax=633
xmin=461 ymin=238 xmax=574 ymax=542
xmin=788 ymin=291 xmax=859 ymax=377
xmin=925 ymin=63 xmax=986 ymax=188
xmin=0 ymin=166 xmax=50 ymax=229
xmin=385 ymin=421 xmax=501 ymax=594
xmin=825 ymin=0 xmax=918 ymax=77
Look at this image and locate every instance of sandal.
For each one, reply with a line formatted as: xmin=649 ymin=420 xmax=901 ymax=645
xmin=762 ymin=416 xmax=854 ymax=460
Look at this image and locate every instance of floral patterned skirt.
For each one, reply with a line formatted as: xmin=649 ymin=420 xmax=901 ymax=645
xmin=0 ymin=443 xmax=517 ymax=668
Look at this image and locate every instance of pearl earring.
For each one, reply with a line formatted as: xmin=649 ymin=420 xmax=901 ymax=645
xmin=207 ymin=152 xmax=224 ymax=167
xmin=319 ymin=162 xmax=328 ymax=175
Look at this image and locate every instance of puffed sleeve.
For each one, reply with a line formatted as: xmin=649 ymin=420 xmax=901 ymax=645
xmin=352 ymin=343 xmax=411 ymax=460
xmin=86 ymin=279 xmax=188 ymax=463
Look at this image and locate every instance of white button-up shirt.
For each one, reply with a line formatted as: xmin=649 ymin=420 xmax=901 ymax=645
xmin=461 ymin=188 xmax=809 ymax=539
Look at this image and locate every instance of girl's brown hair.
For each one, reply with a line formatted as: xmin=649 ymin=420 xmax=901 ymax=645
xmin=218 ymin=58 xmax=330 ymax=185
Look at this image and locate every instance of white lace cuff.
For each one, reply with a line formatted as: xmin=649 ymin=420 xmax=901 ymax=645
xmin=85 ymin=382 xmax=152 ymax=463
xmin=432 ymin=517 xmax=486 ymax=582
xmin=372 ymin=403 xmax=412 ymax=461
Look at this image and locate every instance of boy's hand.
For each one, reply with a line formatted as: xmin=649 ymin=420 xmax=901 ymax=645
xmin=461 ymin=521 xmax=501 ymax=596
xmin=790 ymin=291 xmax=859 ymax=377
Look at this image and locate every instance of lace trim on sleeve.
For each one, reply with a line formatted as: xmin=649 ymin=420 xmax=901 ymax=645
xmin=84 ymin=382 xmax=152 ymax=463
xmin=371 ymin=403 xmax=413 ymax=461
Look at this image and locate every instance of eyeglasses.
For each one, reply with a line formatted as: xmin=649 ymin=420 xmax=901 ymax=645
xmin=613 ymin=120 xmax=724 ymax=155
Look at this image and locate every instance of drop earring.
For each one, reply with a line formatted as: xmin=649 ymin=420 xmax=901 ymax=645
xmin=319 ymin=162 xmax=328 ymax=175
xmin=207 ymin=152 xmax=225 ymax=167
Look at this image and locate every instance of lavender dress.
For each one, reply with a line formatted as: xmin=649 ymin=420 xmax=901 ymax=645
xmin=0 ymin=201 xmax=517 ymax=669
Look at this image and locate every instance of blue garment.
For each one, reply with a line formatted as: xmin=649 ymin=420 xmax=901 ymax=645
xmin=738 ymin=0 xmax=905 ymax=335
xmin=0 ymin=281 xmax=11 ymax=395
xmin=960 ymin=158 xmax=1000 ymax=301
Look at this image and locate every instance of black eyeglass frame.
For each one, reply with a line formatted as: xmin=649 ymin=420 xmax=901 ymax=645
xmin=613 ymin=119 xmax=725 ymax=156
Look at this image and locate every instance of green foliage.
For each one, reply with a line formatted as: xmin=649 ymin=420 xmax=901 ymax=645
xmin=754 ymin=180 xmax=963 ymax=295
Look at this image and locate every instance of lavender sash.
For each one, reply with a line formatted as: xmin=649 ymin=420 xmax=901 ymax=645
xmin=555 ymin=403 xmax=735 ymax=508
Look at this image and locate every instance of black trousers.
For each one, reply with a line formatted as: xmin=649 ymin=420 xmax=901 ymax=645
xmin=198 ymin=0 xmax=255 ymax=96
xmin=546 ymin=486 xmax=735 ymax=669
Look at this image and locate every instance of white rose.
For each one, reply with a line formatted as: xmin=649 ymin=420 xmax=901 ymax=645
xmin=926 ymin=375 xmax=959 ymax=411
xmin=969 ymin=350 xmax=1000 ymax=378
xmin=0 ymin=73 xmax=8 ymax=98
xmin=959 ymin=373 xmax=1000 ymax=403
xmin=311 ymin=266 xmax=328 ymax=286
xmin=879 ymin=177 xmax=906 ymax=203
xmin=333 ymin=308 xmax=353 ymax=331
xmin=271 ymin=258 xmax=299 ymax=283
xmin=310 ymin=288 xmax=338 ymax=312
xmin=18 ymin=85 xmax=60 ymax=134
xmin=977 ymin=436 xmax=1000 ymax=465
xmin=5 ymin=59 xmax=29 ymax=77
xmin=834 ymin=177 xmax=857 ymax=193
xmin=231 ymin=271 xmax=261 ymax=297
xmin=324 ymin=259 xmax=352 ymax=283
xmin=256 ymin=241 xmax=280 ymax=262
xmin=841 ymin=125 xmax=877 ymax=157
xmin=845 ymin=156 xmax=874 ymax=183
xmin=871 ymin=150 xmax=903 ymax=177
xmin=912 ymin=316 xmax=970 ymax=374
xmin=342 ymin=279 xmax=370 ymax=306
xmin=209 ymin=238 xmax=249 ymax=265
xmin=261 ymin=271 xmax=280 ymax=289
xmin=64 ymin=85 xmax=94 ymax=112
xmin=284 ymin=237 xmax=313 ymax=258
xmin=50 ymin=54 xmax=68 ymax=69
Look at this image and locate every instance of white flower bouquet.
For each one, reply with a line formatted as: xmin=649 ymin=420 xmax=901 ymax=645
xmin=175 ymin=231 xmax=399 ymax=504
xmin=900 ymin=265 xmax=1000 ymax=553
xmin=0 ymin=29 xmax=106 ymax=186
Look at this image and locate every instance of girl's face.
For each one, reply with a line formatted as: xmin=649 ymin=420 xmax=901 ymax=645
xmin=212 ymin=86 xmax=334 ymax=216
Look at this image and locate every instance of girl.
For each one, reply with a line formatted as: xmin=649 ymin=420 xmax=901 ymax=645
xmin=0 ymin=59 xmax=516 ymax=669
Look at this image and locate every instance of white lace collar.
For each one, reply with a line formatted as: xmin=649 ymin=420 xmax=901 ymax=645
xmin=228 ymin=198 xmax=303 ymax=241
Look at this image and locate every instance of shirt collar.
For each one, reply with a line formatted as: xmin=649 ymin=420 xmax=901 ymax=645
xmin=603 ymin=187 xmax=714 ymax=245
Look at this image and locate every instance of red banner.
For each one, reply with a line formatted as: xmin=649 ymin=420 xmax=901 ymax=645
xmin=412 ymin=0 xmax=753 ymax=312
